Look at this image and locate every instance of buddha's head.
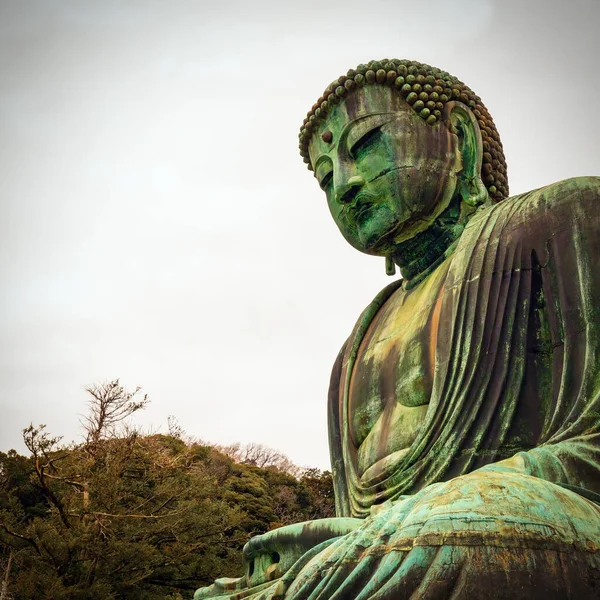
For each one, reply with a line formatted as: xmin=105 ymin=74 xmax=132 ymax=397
xmin=299 ymin=59 xmax=508 ymax=261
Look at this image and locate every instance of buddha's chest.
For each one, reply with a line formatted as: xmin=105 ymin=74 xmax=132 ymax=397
xmin=348 ymin=261 xmax=450 ymax=456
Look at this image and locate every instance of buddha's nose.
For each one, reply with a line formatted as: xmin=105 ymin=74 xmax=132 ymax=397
xmin=336 ymin=175 xmax=366 ymax=204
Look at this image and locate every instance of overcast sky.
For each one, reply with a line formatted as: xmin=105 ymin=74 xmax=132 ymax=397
xmin=1 ymin=0 xmax=598 ymax=470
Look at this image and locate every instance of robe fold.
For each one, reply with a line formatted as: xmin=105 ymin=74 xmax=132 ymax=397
xmin=329 ymin=176 xmax=600 ymax=518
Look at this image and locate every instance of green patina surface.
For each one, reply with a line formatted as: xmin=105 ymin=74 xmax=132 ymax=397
xmin=196 ymin=59 xmax=600 ymax=599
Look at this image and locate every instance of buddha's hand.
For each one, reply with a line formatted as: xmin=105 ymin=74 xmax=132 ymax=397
xmin=281 ymin=471 xmax=600 ymax=600
xmin=242 ymin=517 xmax=363 ymax=588
xmin=193 ymin=517 xmax=362 ymax=600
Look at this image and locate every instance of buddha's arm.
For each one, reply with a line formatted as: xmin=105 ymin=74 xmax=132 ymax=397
xmin=476 ymin=442 xmax=600 ymax=504
xmin=476 ymin=178 xmax=600 ymax=500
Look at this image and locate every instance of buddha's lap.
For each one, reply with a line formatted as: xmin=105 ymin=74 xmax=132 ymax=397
xmin=197 ymin=472 xmax=600 ymax=599
xmin=278 ymin=473 xmax=600 ymax=598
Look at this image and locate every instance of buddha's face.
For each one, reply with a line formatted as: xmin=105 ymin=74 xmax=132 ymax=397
xmin=308 ymin=86 xmax=462 ymax=256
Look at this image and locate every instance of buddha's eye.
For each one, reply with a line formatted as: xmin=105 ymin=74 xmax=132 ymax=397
xmin=350 ymin=127 xmax=382 ymax=158
xmin=315 ymin=158 xmax=333 ymax=190
xmin=319 ymin=171 xmax=333 ymax=190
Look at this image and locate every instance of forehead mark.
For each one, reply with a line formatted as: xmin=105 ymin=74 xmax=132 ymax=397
xmin=321 ymin=131 xmax=333 ymax=143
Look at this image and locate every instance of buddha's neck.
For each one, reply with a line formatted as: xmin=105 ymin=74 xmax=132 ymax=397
xmin=391 ymin=195 xmax=465 ymax=288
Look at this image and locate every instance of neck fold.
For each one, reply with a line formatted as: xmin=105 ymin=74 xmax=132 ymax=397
xmin=391 ymin=195 xmax=465 ymax=288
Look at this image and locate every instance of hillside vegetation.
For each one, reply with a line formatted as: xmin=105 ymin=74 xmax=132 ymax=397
xmin=0 ymin=381 xmax=334 ymax=599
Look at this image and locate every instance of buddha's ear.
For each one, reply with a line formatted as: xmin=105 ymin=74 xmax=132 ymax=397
xmin=443 ymin=101 xmax=488 ymax=207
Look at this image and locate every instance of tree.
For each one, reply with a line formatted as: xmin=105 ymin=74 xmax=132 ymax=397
xmin=0 ymin=382 xmax=245 ymax=599
xmin=298 ymin=468 xmax=335 ymax=519
xmin=0 ymin=381 xmax=336 ymax=599
xmin=217 ymin=442 xmax=301 ymax=476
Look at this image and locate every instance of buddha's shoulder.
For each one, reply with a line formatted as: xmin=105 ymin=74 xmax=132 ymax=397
xmin=488 ymin=176 xmax=600 ymax=232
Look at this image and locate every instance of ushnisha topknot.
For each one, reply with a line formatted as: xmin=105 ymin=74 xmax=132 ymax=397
xmin=299 ymin=59 xmax=508 ymax=202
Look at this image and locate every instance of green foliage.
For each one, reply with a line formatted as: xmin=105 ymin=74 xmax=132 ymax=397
xmin=0 ymin=382 xmax=334 ymax=599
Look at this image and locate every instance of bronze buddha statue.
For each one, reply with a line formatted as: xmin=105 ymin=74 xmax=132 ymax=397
xmin=196 ymin=59 xmax=600 ymax=599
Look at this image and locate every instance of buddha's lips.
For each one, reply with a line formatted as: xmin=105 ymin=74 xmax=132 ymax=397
xmin=348 ymin=190 xmax=380 ymax=223
xmin=353 ymin=202 xmax=372 ymax=223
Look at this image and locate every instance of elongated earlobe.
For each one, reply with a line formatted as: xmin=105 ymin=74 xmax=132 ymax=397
xmin=462 ymin=174 xmax=488 ymax=207
xmin=385 ymin=255 xmax=396 ymax=276
xmin=444 ymin=101 xmax=488 ymax=208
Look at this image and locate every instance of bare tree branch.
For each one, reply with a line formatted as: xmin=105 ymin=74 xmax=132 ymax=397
xmin=81 ymin=380 xmax=149 ymax=455
xmin=73 ymin=510 xmax=183 ymax=520
xmin=22 ymin=425 xmax=71 ymax=529
xmin=217 ymin=441 xmax=301 ymax=475
xmin=0 ymin=525 xmax=40 ymax=555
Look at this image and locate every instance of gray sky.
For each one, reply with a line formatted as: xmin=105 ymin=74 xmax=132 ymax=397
xmin=1 ymin=0 xmax=598 ymax=470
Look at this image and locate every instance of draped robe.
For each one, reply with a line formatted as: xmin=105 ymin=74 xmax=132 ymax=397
xmin=329 ymin=176 xmax=600 ymax=519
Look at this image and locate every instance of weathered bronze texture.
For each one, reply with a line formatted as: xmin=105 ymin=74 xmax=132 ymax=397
xmin=195 ymin=59 xmax=600 ymax=599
